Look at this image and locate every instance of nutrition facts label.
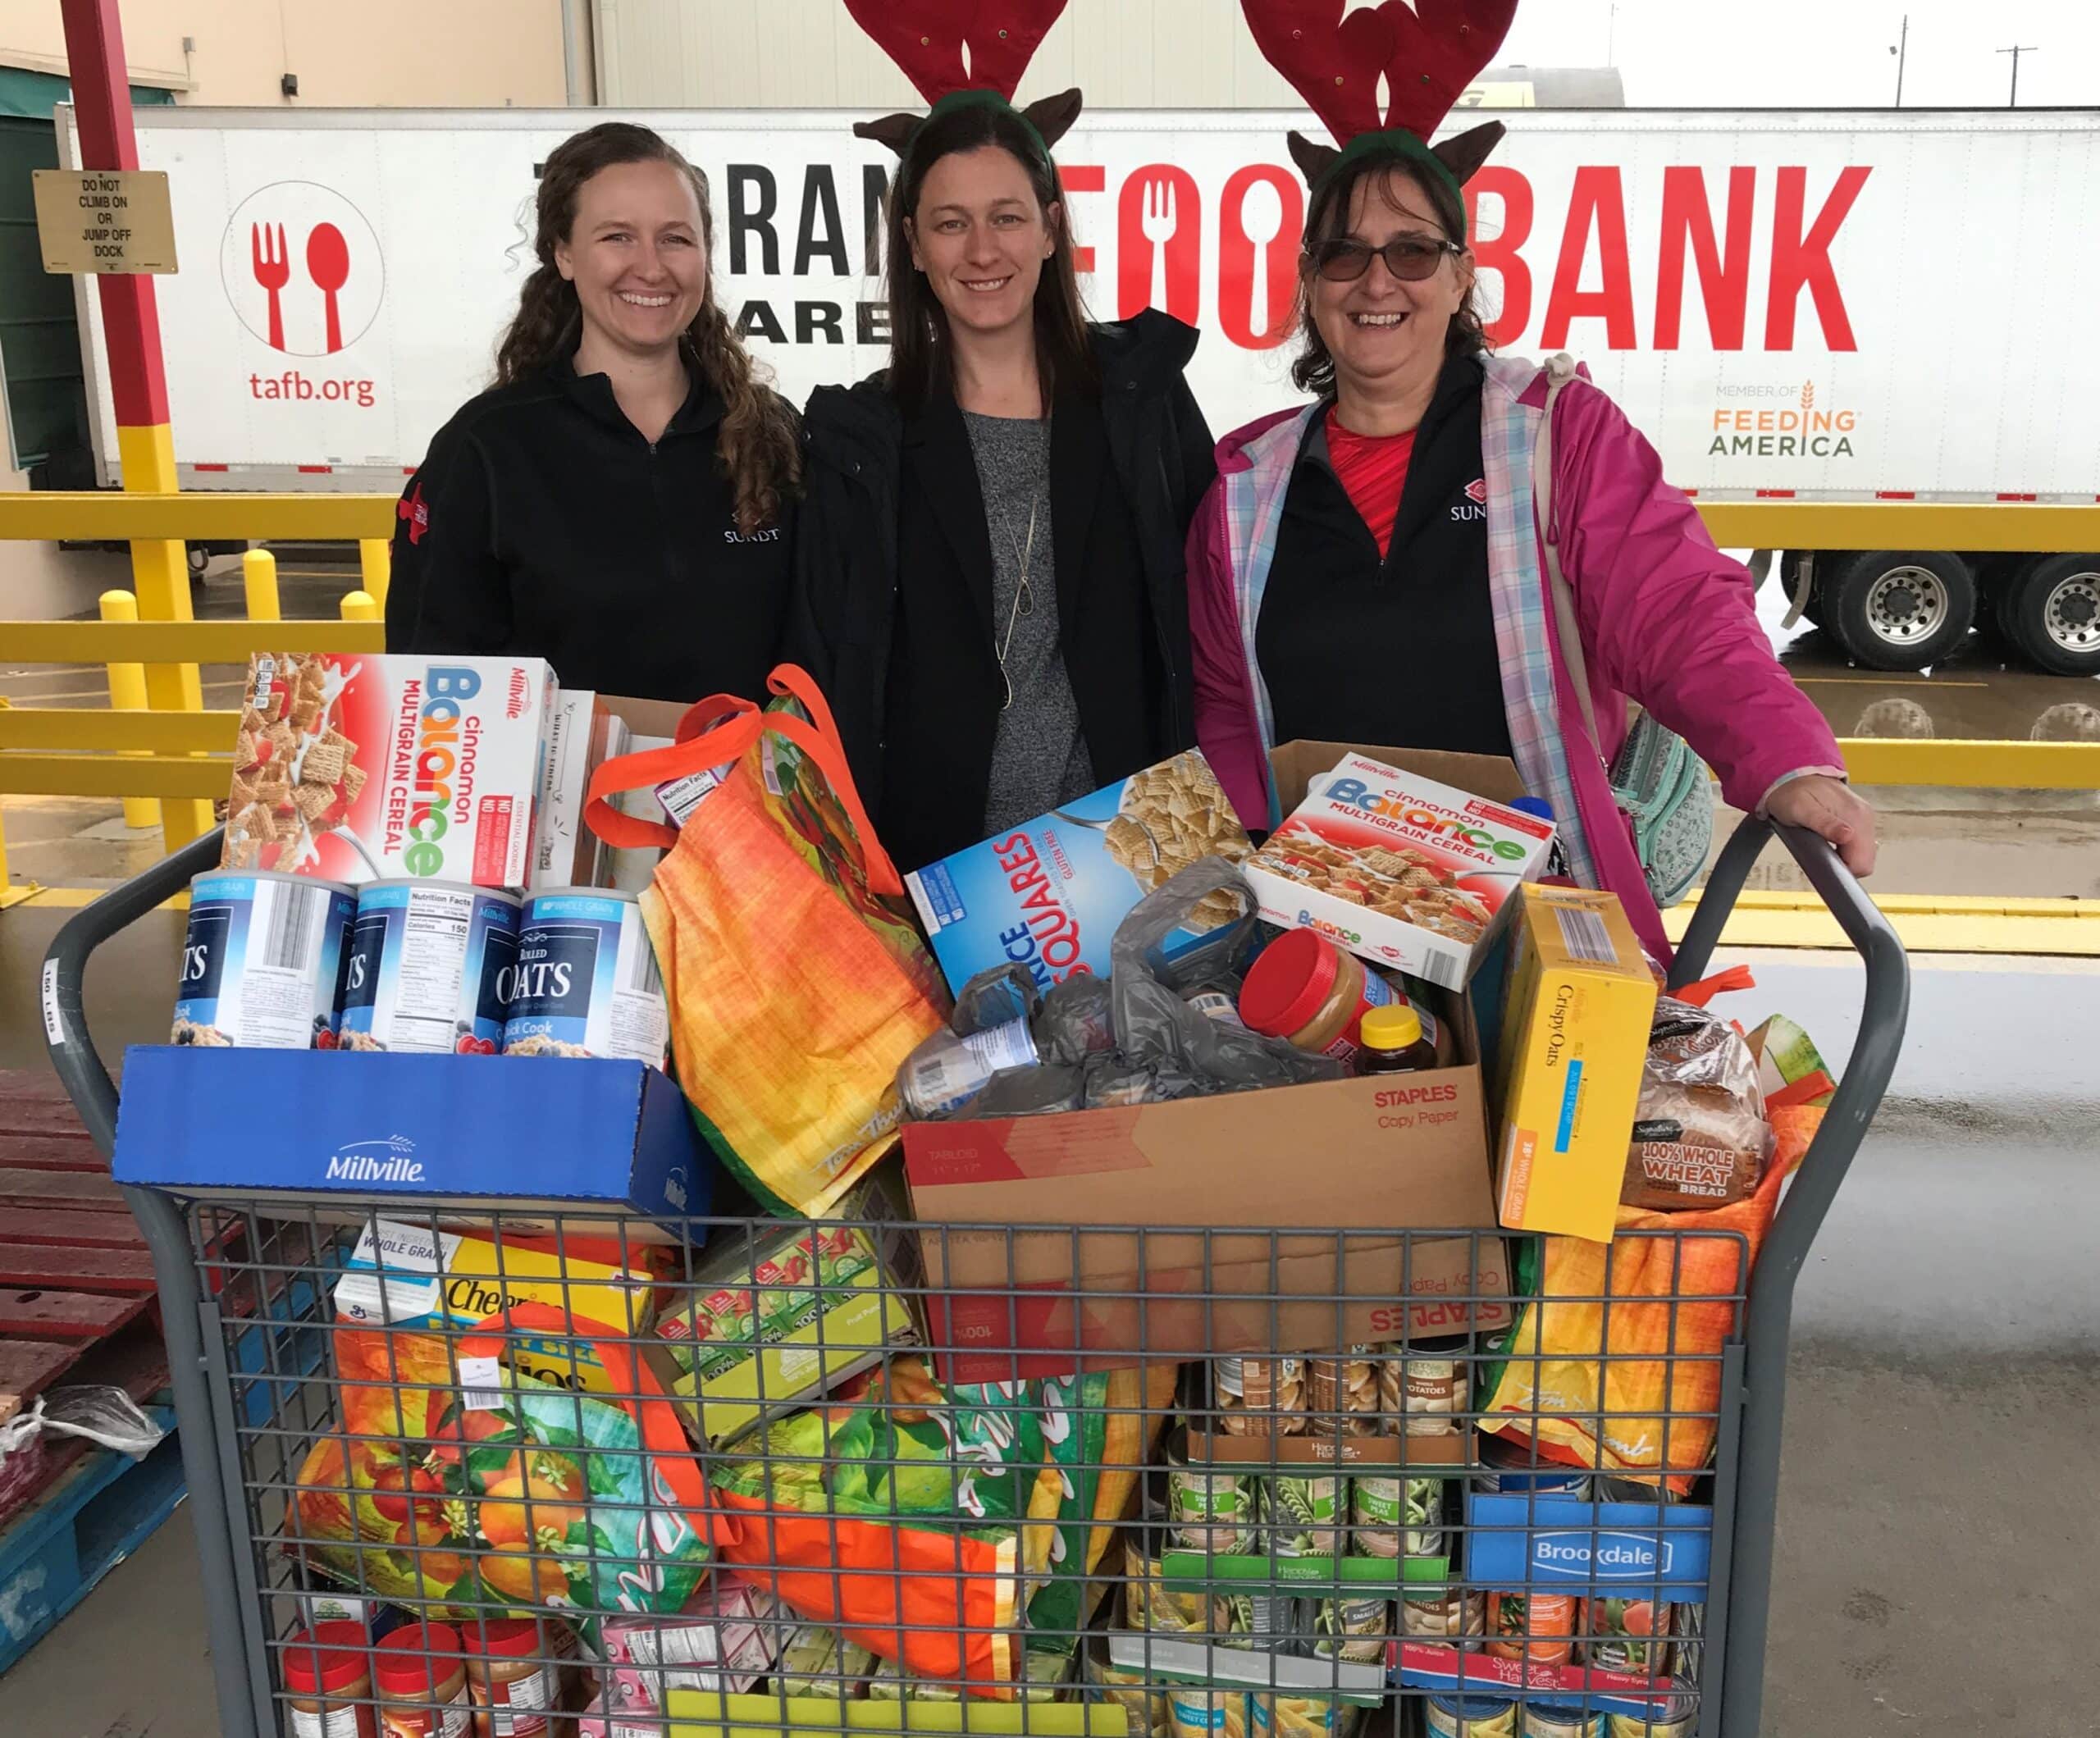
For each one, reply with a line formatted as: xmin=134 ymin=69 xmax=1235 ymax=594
xmin=386 ymin=887 xmax=475 ymax=1052
xmin=229 ymin=878 xmax=334 ymax=1047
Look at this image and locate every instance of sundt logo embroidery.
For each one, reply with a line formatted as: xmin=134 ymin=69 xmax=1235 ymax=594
xmin=1453 ymin=477 xmax=1488 ymax=522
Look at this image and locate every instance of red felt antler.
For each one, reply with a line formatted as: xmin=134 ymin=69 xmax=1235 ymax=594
xmin=844 ymin=0 xmax=1070 ymax=103
xmin=1241 ymin=0 xmax=1516 ymax=144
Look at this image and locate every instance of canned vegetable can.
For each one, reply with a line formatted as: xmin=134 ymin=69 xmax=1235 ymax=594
xmin=1523 ymin=1704 xmax=1609 ymax=1737
xmin=1422 ymin=1694 xmax=1518 ymax=1737
xmin=1166 ymin=1430 xmax=1253 ymax=1553
xmin=1607 ymin=1685 xmax=1697 ymax=1738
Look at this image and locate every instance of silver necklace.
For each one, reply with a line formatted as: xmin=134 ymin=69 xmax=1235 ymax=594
xmin=994 ymin=493 xmax=1042 ymax=710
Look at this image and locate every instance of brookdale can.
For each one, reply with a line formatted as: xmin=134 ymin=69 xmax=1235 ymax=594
xmin=337 ymin=880 xmax=519 ymax=1054
xmin=501 ymin=888 xmax=669 ymax=1065
xmin=174 ymin=870 xmax=355 ymax=1049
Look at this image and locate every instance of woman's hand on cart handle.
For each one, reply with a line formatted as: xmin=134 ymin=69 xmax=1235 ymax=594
xmin=1764 ymin=774 xmax=1878 ymax=877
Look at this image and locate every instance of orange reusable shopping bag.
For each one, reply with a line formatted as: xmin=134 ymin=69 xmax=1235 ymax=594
xmin=585 ymin=666 xmax=948 ymax=1217
xmin=1477 ymin=1104 xmax=1823 ymax=1494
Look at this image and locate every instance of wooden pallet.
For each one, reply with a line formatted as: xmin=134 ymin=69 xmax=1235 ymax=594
xmin=0 ymin=1403 xmax=184 ymax=1676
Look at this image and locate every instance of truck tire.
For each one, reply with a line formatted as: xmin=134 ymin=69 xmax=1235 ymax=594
xmin=1826 ymin=550 xmax=1976 ymax=671
xmin=2004 ymin=554 xmax=2100 ymax=677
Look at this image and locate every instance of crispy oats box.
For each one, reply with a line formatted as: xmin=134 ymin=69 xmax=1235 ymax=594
xmin=1243 ymin=752 xmax=1555 ymax=992
xmin=903 ymin=749 xmax=1253 ymax=995
xmin=220 ymin=652 xmax=555 ymax=888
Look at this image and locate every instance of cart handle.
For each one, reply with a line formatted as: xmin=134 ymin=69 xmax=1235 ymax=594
xmin=1667 ymin=814 xmax=1909 ymax=1293
xmin=41 ymin=826 xmax=226 ymax=1159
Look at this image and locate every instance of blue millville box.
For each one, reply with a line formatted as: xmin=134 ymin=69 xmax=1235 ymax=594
xmin=112 ymin=1047 xmax=711 ymax=1240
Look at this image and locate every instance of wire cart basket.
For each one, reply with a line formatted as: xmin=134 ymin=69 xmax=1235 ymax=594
xmin=43 ymin=815 xmax=1906 ymax=1738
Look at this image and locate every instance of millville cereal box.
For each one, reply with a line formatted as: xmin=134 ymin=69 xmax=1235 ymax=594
xmin=1243 ymin=754 xmax=1555 ymax=990
xmin=902 ymin=750 xmax=1253 ymax=995
xmin=220 ymin=653 xmax=555 ymax=888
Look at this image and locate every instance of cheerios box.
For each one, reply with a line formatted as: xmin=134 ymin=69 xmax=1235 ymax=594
xmin=1242 ymin=751 xmax=1555 ymax=992
xmin=902 ymin=750 xmax=1253 ymax=996
xmin=219 ymin=652 xmax=555 ymax=889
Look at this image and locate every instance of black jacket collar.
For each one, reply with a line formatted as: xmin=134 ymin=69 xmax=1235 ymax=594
xmin=545 ymin=347 xmax=724 ymax=442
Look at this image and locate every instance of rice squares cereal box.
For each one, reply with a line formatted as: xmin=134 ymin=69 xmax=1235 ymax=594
xmin=904 ymin=750 xmax=1253 ymax=994
xmin=1243 ymin=753 xmax=1555 ymax=990
xmin=220 ymin=652 xmax=555 ymax=888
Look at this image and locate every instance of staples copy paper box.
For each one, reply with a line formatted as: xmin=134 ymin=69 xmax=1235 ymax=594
xmin=220 ymin=652 xmax=555 ymax=888
xmin=112 ymin=1047 xmax=710 ymax=1241
xmin=903 ymin=750 xmax=1253 ymax=995
xmin=904 ymin=992 xmax=1505 ymax=1377
xmin=1244 ymin=751 xmax=1554 ymax=991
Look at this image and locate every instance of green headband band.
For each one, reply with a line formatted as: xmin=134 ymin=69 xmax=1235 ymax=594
xmin=916 ymin=88 xmax=1051 ymax=166
xmin=1320 ymin=130 xmax=1467 ymax=242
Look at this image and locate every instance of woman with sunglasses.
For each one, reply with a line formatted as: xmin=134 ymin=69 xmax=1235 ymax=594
xmin=1185 ymin=144 xmax=1873 ymax=960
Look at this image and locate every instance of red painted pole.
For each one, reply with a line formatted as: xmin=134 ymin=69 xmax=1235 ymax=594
xmin=58 ymin=0 xmax=212 ymax=847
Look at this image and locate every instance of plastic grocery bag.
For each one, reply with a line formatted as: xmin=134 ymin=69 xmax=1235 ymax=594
xmin=586 ymin=667 xmax=950 ymax=1217
xmin=1476 ymin=1103 xmax=1823 ymax=1493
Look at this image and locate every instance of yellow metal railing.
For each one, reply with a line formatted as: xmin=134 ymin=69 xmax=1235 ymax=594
xmin=5 ymin=488 xmax=2100 ymax=925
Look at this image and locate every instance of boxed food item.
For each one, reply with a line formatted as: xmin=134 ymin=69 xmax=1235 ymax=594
xmin=600 ymin=1580 xmax=782 ymax=1708
xmin=333 ymin=1217 xmax=656 ymax=1394
xmin=1622 ymin=997 xmax=1774 ymax=1211
xmin=904 ymin=750 xmax=1253 ymax=996
xmin=1493 ymin=885 xmax=1657 ymax=1243
xmin=644 ymin=1202 xmax=922 ymax=1444
xmin=530 ymin=689 xmax=632 ymax=890
xmin=1244 ymin=753 xmax=1554 ymax=990
xmin=769 ymin=1624 xmax=877 ymax=1699
xmin=220 ymin=652 xmax=555 ymax=887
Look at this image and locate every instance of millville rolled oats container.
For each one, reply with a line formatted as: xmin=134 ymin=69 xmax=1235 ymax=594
xmin=173 ymin=869 xmax=356 ymax=1049
xmin=337 ymin=880 xmax=519 ymax=1054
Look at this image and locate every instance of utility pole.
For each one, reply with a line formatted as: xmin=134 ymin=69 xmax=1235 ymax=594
xmin=1997 ymin=43 xmax=2038 ymax=107
xmin=1890 ymin=15 xmax=1908 ymax=107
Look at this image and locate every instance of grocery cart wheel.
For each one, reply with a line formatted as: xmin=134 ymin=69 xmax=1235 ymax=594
xmin=39 ymin=827 xmax=268 ymax=1738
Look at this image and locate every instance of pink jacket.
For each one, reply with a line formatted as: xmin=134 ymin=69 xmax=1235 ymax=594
xmin=1186 ymin=355 xmax=1844 ymax=961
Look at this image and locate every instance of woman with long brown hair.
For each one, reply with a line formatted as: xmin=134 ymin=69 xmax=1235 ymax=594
xmin=792 ymin=15 xmax=1214 ymax=874
xmin=388 ymin=121 xmax=799 ymax=701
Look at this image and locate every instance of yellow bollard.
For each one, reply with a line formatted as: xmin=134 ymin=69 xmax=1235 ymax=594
xmin=340 ymin=590 xmax=379 ymax=623
xmin=358 ymin=537 xmax=390 ymax=611
xmin=99 ymin=589 xmax=162 ymax=832
xmin=243 ymin=548 xmax=281 ymax=621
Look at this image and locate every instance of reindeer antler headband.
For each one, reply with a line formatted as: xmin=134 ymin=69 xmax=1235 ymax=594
xmin=845 ymin=0 xmax=1082 ymax=168
xmin=1240 ymin=0 xmax=1518 ymax=236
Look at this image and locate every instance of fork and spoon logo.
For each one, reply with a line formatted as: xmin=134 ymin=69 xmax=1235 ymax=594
xmin=218 ymin=181 xmax=385 ymax=357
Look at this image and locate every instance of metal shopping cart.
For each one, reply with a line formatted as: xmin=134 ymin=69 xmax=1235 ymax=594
xmin=42 ymin=816 xmax=1906 ymax=1738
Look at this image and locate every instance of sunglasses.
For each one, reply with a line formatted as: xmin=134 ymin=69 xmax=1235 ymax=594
xmin=1307 ymin=235 xmax=1465 ymax=283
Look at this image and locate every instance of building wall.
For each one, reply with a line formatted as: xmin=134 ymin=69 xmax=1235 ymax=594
xmin=1 ymin=0 xmax=570 ymax=107
xmin=595 ymin=0 xmax=1308 ymax=110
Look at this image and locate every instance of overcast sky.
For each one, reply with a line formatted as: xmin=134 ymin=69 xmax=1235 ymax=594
xmin=1498 ymin=0 xmax=2098 ymax=108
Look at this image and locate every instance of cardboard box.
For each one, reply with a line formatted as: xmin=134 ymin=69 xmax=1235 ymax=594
xmin=1244 ymin=750 xmax=1554 ymax=992
xmin=112 ymin=1047 xmax=710 ymax=1241
xmin=220 ymin=651 xmax=555 ymax=888
xmin=334 ymin=1216 xmax=657 ymax=1394
xmin=902 ymin=743 xmax=1520 ymax=1378
xmin=1493 ymin=885 xmax=1657 ymax=1243
xmin=904 ymin=749 xmax=1253 ymax=996
xmin=531 ymin=690 xmax=632 ymax=890
xmin=642 ymin=1202 xmax=923 ymax=1444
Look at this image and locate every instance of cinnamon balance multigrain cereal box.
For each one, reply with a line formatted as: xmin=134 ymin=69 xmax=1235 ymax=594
xmin=904 ymin=750 xmax=1253 ymax=994
xmin=1242 ymin=754 xmax=1555 ymax=990
xmin=219 ymin=653 xmax=555 ymax=889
